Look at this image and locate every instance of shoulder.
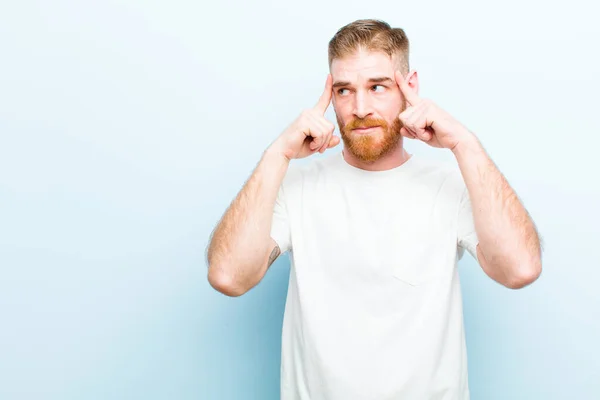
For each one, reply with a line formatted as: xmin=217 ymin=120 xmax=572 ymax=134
xmin=281 ymin=152 xmax=342 ymax=187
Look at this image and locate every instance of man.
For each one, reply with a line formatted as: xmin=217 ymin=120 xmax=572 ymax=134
xmin=206 ymin=19 xmax=542 ymax=400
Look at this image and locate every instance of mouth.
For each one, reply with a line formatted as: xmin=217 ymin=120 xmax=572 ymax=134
xmin=351 ymin=126 xmax=380 ymax=133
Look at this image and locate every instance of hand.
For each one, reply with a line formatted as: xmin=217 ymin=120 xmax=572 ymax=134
xmin=395 ymin=71 xmax=473 ymax=151
xmin=270 ymin=75 xmax=340 ymax=160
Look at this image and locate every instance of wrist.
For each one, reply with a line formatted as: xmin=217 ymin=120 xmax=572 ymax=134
xmin=451 ymin=129 xmax=480 ymax=157
xmin=264 ymin=142 xmax=292 ymax=165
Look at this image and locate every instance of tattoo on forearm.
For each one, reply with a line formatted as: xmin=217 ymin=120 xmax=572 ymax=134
xmin=268 ymin=245 xmax=281 ymax=267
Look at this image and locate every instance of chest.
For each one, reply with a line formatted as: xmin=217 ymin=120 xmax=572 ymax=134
xmin=287 ymin=180 xmax=460 ymax=286
xmin=293 ymin=180 xmax=455 ymax=244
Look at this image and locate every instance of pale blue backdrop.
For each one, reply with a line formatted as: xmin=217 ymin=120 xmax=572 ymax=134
xmin=1 ymin=1 xmax=599 ymax=399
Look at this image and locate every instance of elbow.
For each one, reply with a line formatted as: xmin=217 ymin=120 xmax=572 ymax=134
xmin=505 ymin=260 xmax=542 ymax=289
xmin=207 ymin=266 xmax=249 ymax=297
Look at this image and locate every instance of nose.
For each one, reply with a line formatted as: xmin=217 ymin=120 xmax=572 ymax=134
xmin=352 ymin=91 xmax=373 ymax=119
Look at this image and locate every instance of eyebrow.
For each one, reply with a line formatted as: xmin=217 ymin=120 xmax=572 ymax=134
xmin=332 ymin=76 xmax=394 ymax=88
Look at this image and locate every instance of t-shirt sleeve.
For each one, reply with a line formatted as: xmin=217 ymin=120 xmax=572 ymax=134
xmin=457 ymin=186 xmax=479 ymax=261
xmin=270 ymin=184 xmax=292 ymax=254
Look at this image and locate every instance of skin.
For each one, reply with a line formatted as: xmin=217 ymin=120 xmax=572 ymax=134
xmin=205 ymin=48 xmax=542 ymax=296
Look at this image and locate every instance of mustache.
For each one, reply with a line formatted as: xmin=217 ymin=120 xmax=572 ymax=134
xmin=344 ymin=117 xmax=388 ymax=130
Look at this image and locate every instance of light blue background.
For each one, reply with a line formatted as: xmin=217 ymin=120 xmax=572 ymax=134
xmin=1 ymin=1 xmax=599 ymax=399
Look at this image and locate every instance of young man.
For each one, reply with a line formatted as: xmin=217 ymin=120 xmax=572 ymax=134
xmin=206 ymin=19 xmax=542 ymax=400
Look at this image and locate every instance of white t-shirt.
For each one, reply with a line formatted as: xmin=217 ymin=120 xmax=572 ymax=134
xmin=270 ymin=151 xmax=479 ymax=400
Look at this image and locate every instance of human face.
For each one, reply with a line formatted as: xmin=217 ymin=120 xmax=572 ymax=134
xmin=331 ymin=49 xmax=407 ymax=162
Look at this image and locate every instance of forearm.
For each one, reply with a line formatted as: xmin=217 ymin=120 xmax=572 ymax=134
xmin=452 ymin=132 xmax=542 ymax=288
xmin=206 ymin=147 xmax=290 ymax=294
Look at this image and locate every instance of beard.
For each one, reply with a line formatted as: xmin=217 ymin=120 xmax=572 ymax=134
xmin=337 ymin=114 xmax=403 ymax=163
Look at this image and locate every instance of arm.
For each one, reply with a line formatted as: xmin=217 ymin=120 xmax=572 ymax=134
xmin=452 ymin=133 xmax=542 ymax=289
xmin=205 ymin=74 xmax=338 ymax=297
xmin=206 ymin=149 xmax=290 ymax=297
xmin=394 ymin=70 xmax=542 ymax=289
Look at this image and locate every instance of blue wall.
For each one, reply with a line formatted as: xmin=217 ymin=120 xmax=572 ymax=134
xmin=1 ymin=1 xmax=599 ymax=399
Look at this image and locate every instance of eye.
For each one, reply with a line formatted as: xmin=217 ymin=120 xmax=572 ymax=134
xmin=337 ymin=88 xmax=349 ymax=95
xmin=372 ymin=85 xmax=385 ymax=92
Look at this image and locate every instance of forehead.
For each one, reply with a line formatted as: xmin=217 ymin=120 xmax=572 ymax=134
xmin=330 ymin=49 xmax=396 ymax=83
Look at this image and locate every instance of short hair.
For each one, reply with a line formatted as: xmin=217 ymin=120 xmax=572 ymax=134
xmin=328 ymin=19 xmax=409 ymax=73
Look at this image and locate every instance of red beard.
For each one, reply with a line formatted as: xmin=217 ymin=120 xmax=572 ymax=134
xmin=338 ymin=116 xmax=403 ymax=162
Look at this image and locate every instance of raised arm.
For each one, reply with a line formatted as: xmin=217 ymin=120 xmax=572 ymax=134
xmin=206 ymin=150 xmax=290 ymax=297
xmin=205 ymin=75 xmax=339 ymax=296
xmin=452 ymin=137 xmax=542 ymax=289
xmin=394 ymin=70 xmax=542 ymax=289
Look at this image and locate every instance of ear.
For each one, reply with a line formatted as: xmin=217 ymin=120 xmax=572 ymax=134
xmin=407 ymin=70 xmax=419 ymax=96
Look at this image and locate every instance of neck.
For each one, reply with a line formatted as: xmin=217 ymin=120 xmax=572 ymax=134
xmin=342 ymin=141 xmax=412 ymax=171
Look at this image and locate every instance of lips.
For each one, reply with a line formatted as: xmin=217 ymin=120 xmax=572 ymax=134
xmin=352 ymin=126 xmax=380 ymax=132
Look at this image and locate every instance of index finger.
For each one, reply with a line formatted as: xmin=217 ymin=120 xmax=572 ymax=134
xmin=395 ymin=70 xmax=420 ymax=106
xmin=314 ymin=74 xmax=333 ymax=114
